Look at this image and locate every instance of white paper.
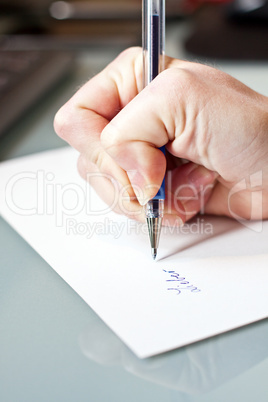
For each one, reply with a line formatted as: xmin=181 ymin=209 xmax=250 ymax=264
xmin=0 ymin=147 xmax=267 ymax=358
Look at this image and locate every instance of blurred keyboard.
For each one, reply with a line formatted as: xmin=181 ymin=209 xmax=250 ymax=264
xmin=0 ymin=47 xmax=74 ymax=136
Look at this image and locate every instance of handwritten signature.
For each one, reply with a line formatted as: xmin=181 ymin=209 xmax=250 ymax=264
xmin=163 ymin=270 xmax=201 ymax=295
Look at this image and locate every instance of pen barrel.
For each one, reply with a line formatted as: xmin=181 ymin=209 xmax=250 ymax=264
xmin=143 ymin=0 xmax=166 ymax=207
xmin=142 ymin=0 xmax=165 ymax=88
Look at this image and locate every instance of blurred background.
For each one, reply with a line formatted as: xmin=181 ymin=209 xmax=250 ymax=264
xmin=0 ymin=0 xmax=189 ymax=51
xmin=0 ymin=0 xmax=267 ymax=140
xmin=0 ymin=0 xmax=267 ymax=49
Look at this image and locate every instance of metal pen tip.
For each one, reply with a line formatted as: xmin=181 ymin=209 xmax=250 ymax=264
xmin=152 ymin=248 xmax=157 ymax=260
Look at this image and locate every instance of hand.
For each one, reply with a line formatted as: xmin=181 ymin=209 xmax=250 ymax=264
xmin=54 ymin=47 xmax=268 ymax=226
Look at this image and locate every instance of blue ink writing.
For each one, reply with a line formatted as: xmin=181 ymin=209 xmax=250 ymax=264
xmin=163 ymin=270 xmax=201 ymax=295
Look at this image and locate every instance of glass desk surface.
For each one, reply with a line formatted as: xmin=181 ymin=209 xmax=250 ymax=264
xmin=1 ymin=35 xmax=268 ymax=402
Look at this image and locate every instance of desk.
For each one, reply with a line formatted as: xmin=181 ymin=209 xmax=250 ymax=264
xmin=1 ymin=25 xmax=268 ymax=402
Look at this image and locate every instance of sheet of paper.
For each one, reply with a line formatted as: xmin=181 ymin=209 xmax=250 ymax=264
xmin=0 ymin=147 xmax=267 ymax=358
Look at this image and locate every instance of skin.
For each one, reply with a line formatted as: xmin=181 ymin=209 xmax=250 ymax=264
xmin=54 ymin=47 xmax=268 ymax=226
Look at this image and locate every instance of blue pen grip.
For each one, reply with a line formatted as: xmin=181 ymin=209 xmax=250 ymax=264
xmin=153 ymin=145 xmax=165 ymax=200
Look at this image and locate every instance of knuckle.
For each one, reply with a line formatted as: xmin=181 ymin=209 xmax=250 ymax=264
xmin=53 ymin=106 xmax=67 ymax=139
xmin=91 ymin=148 xmax=105 ymax=170
xmin=53 ymin=102 xmax=76 ymax=142
xmin=160 ymin=67 xmax=195 ymax=93
xmin=101 ymin=122 xmax=123 ymax=153
xmin=116 ymin=46 xmax=141 ymax=62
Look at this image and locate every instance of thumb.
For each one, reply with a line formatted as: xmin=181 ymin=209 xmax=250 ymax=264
xmin=115 ymin=142 xmax=166 ymax=205
xmin=100 ymin=72 xmax=176 ymax=204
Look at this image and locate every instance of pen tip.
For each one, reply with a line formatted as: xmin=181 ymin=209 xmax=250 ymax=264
xmin=152 ymin=248 xmax=157 ymax=260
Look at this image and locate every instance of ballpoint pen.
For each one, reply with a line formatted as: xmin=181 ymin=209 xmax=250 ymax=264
xmin=142 ymin=0 xmax=166 ymax=260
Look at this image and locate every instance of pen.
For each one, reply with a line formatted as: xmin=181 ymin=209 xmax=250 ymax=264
xmin=142 ymin=0 xmax=166 ymax=260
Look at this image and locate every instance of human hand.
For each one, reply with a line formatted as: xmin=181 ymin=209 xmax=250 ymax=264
xmin=54 ymin=47 xmax=268 ymax=226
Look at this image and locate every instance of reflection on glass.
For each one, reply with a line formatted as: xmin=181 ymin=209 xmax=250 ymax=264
xmin=79 ymin=318 xmax=268 ymax=396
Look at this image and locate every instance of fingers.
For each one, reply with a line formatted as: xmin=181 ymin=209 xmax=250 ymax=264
xmin=54 ymin=45 xmax=268 ymax=225
xmin=204 ymin=180 xmax=267 ymax=221
xmin=54 ymin=47 xmax=143 ymax=153
xmin=163 ymin=162 xmax=218 ymax=225
xmin=54 ymin=48 xmax=142 ymax=181
xmin=54 ymin=47 xmax=145 ymax=199
xmin=99 ymin=71 xmax=171 ymax=203
xmin=77 ymin=154 xmax=142 ymax=220
xmin=78 ymin=154 xmax=218 ymax=227
xmin=54 ymin=48 xmax=218 ymax=223
xmin=101 ymin=60 xmax=268 ymax=208
xmin=100 ymin=67 xmax=196 ymax=203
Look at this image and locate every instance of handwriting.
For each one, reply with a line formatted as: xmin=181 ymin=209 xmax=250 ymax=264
xmin=163 ymin=270 xmax=201 ymax=295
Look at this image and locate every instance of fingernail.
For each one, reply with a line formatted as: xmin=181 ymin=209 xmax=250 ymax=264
xmin=188 ymin=165 xmax=218 ymax=188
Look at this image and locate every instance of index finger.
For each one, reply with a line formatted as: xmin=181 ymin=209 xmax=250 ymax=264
xmin=54 ymin=47 xmax=144 ymax=154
